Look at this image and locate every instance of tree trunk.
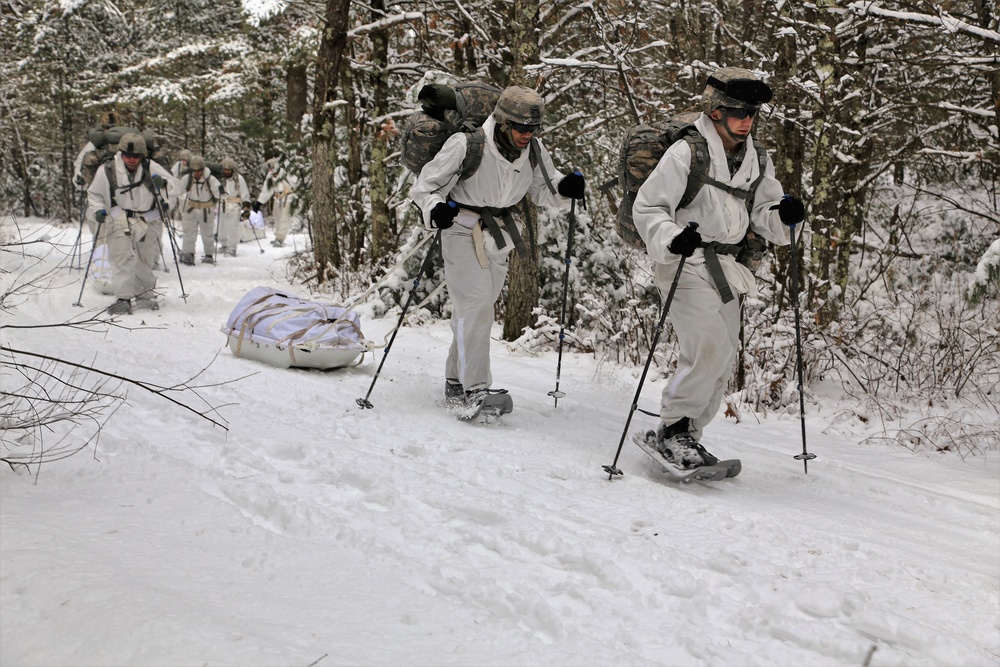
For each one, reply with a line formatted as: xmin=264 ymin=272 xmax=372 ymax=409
xmin=286 ymin=62 xmax=308 ymax=144
xmin=368 ymin=0 xmax=394 ymax=264
xmin=259 ymin=63 xmax=274 ymax=160
xmin=341 ymin=54 xmax=365 ymax=270
xmin=501 ymin=0 xmax=541 ymax=342
xmin=311 ymin=0 xmax=351 ymax=284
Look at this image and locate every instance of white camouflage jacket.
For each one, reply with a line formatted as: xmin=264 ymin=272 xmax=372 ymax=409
xmin=633 ymin=113 xmax=791 ymax=295
xmin=86 ymin=154 xmax=178 ymax=223
xmin=409 ymin=116 xmax=570 ymax=232
xmin=219 ymin=173 xmax=251 ymax=213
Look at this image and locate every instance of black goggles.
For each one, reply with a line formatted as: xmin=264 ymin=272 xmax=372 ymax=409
xmin=510 ymin=122 xmax=540 ymax=134
xmin=723 ymin=106 xmax=759 ymax=120
xmin=121 ymin=152 xmax=144 ymax=159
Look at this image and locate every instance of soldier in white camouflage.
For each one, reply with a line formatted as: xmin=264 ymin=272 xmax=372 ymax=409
xmin=632 ymin=66 xmax=805 ymax=470
xmin=86 ymin=133 xmax=178 ymax=314
xmin=216 ymin=157 xmax=251 ymax=257
xmin=255 ymin=158 xmax=297 ymax=247
xmin=178 ymin=155 xmax=222 ymax=265
xmin=409 ymin=85 xmax=586 ymax=414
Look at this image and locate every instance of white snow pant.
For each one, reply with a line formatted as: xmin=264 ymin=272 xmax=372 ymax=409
xmin=181 ymin=205 xmax=216 ymax=257
xmin=442 ymin=224 xmax=512 ymax=392
xmin=107 ymin=211 xmax=162 ymax=300
xmin=654 ymin=259 xmax=741 ymax=442
xmin=217 ymin=200 xmax=242 ymax=251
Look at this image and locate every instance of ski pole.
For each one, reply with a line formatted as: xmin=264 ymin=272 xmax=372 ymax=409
xmin=150 ymin=179 xmax=188 ymax=301
xmin=603 ymin=222 xmax=695 ymax=480
xmin=356 ymin=230 xmax=442 ymax=410
xmin=787 ymin=222 xmax=815 ymax=473
xmin=211 ymin=185 xmax=222 ymax=262
xmin=70 ymin=189 xmax=87 ymax=271
xmin=548 ymin=196 xmax=577 ymax=407
xmin=72 ymin=217 xmax=104 ymax=307
xmin=249 ymin=208 xmax=265 ymax=254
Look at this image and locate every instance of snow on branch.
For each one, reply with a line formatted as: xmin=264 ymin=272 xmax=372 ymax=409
xmin=348 ymin=12 xmax=424 ymax=38
xmin=847 ymin=2 xmax=1000 ymax=44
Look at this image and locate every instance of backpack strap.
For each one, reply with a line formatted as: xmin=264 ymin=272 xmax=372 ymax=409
xmin=683 ymin=134 xmax=769 ymax=212
xmin=528 ymin=137 xmax=557 ymax=195
xmin=699 ymin=243 xmax=737 ymax=304
xmin=104 ymin=161 xmax=118 ymax=207
xmin=104 ymin=159 xmax=161 ymax=212
xmin=678 ymin=133 xmax=710 ymax=209
xmin=459 ymin=126 xmax=486 ymax=180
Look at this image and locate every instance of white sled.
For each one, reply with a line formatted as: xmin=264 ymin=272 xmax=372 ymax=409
xmin=222 ymin=286 xmax=373 ymax=370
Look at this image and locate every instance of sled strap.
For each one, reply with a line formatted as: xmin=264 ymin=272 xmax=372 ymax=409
xmin=229 ymin=293 xmax=281 ymax=354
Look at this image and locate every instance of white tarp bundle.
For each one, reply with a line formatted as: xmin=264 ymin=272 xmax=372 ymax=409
xmin=88 ymin=242 xmax=113 ymax=294
xmin=222 ymin=286 xmax=372 ymax=369
xmin=241 ymin=210 xmax=266 ymax=243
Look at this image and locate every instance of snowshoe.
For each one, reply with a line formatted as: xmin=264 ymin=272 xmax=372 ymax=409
xmin=652 ymin=418 xmax=717 ymax=468
xmin=457 ymin=388 xmax=513 ymax=422
xmin=107 ymin=298 xmax=132 ymax=315
xmin=633 ymin=430 xmax=741 ymax=483
xmin=132 ymin=296 xmax=161 ymax=311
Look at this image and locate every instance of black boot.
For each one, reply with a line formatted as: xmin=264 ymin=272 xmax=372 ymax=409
xmin=445 ymin=379 xmax=464 ymax=405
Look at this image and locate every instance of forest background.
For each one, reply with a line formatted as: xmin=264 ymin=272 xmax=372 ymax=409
xmin=2 ymin=0 xmax=999 ymax=453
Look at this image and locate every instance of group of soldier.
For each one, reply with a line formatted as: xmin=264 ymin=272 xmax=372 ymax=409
xmin=74 ymin=128 xmax=297 ymax=314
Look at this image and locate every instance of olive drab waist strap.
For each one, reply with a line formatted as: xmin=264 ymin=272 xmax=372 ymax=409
xmin=699 ymin=240 xmax=742 ymax=304
xmin=455 ymin=203 xmax=528 ymax=257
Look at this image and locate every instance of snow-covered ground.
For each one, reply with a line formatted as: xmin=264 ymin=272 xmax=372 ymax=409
xmin=2 ymin=218 xmax=998 ymax=666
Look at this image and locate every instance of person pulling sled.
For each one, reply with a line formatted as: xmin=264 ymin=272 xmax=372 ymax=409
xmin=408 ymin=84 xmax=586 ymax=418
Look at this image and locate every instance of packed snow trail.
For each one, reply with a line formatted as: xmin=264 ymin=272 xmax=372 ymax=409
xmin=2 ymin=220 xmax=998 ymax=666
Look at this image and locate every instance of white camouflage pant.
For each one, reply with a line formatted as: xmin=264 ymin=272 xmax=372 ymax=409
xmin=272 ymin=197 xmax=292 ymax=242
xmin=217 ymin=203 xmax=242 ymax=251
xmin=107 ymin=211 xmax=162 ymax=299
xmin=181 ymin=206 xmax=216 ymax=256
xmin=442 ymin=224 xmax=512 ymax=392
xmin=654 ymin=259 xmax=741 ymax=441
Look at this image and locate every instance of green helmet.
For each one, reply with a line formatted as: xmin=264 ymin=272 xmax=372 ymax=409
xmin=221 ymin=157 xmax=237 ymax=172
xmin=117 ymin=133 xmax=148 ymax=156
xmin=701 ymin=67 xmax=773 ymax=112
xmin=189 ymin=155 xmax=206 ymax=171
xmin=177 ymin=149 xmax=192 ymax=162
xmin=493 ymin=86 xmax=544 ymax=132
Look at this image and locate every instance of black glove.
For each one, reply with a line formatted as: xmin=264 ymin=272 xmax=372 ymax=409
xmin=778 ymin=194 xmax=805 ymax=226
xmin=251 ymin=201 xmax=261 ymax=213
xmin=557 ymin=171 xmax=586 ymax=199
xmin=217 ymin=186 xmax=225 ymax=198
xmin=95 ymin=209 xmax=108 ymax=224
xmin=430 ymin=201 xmax=459 ymax=229
xmin=668 ymin=224 xmax=702 ymax=257
xmin=150 ymin=174 xmax=165 ymax=190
